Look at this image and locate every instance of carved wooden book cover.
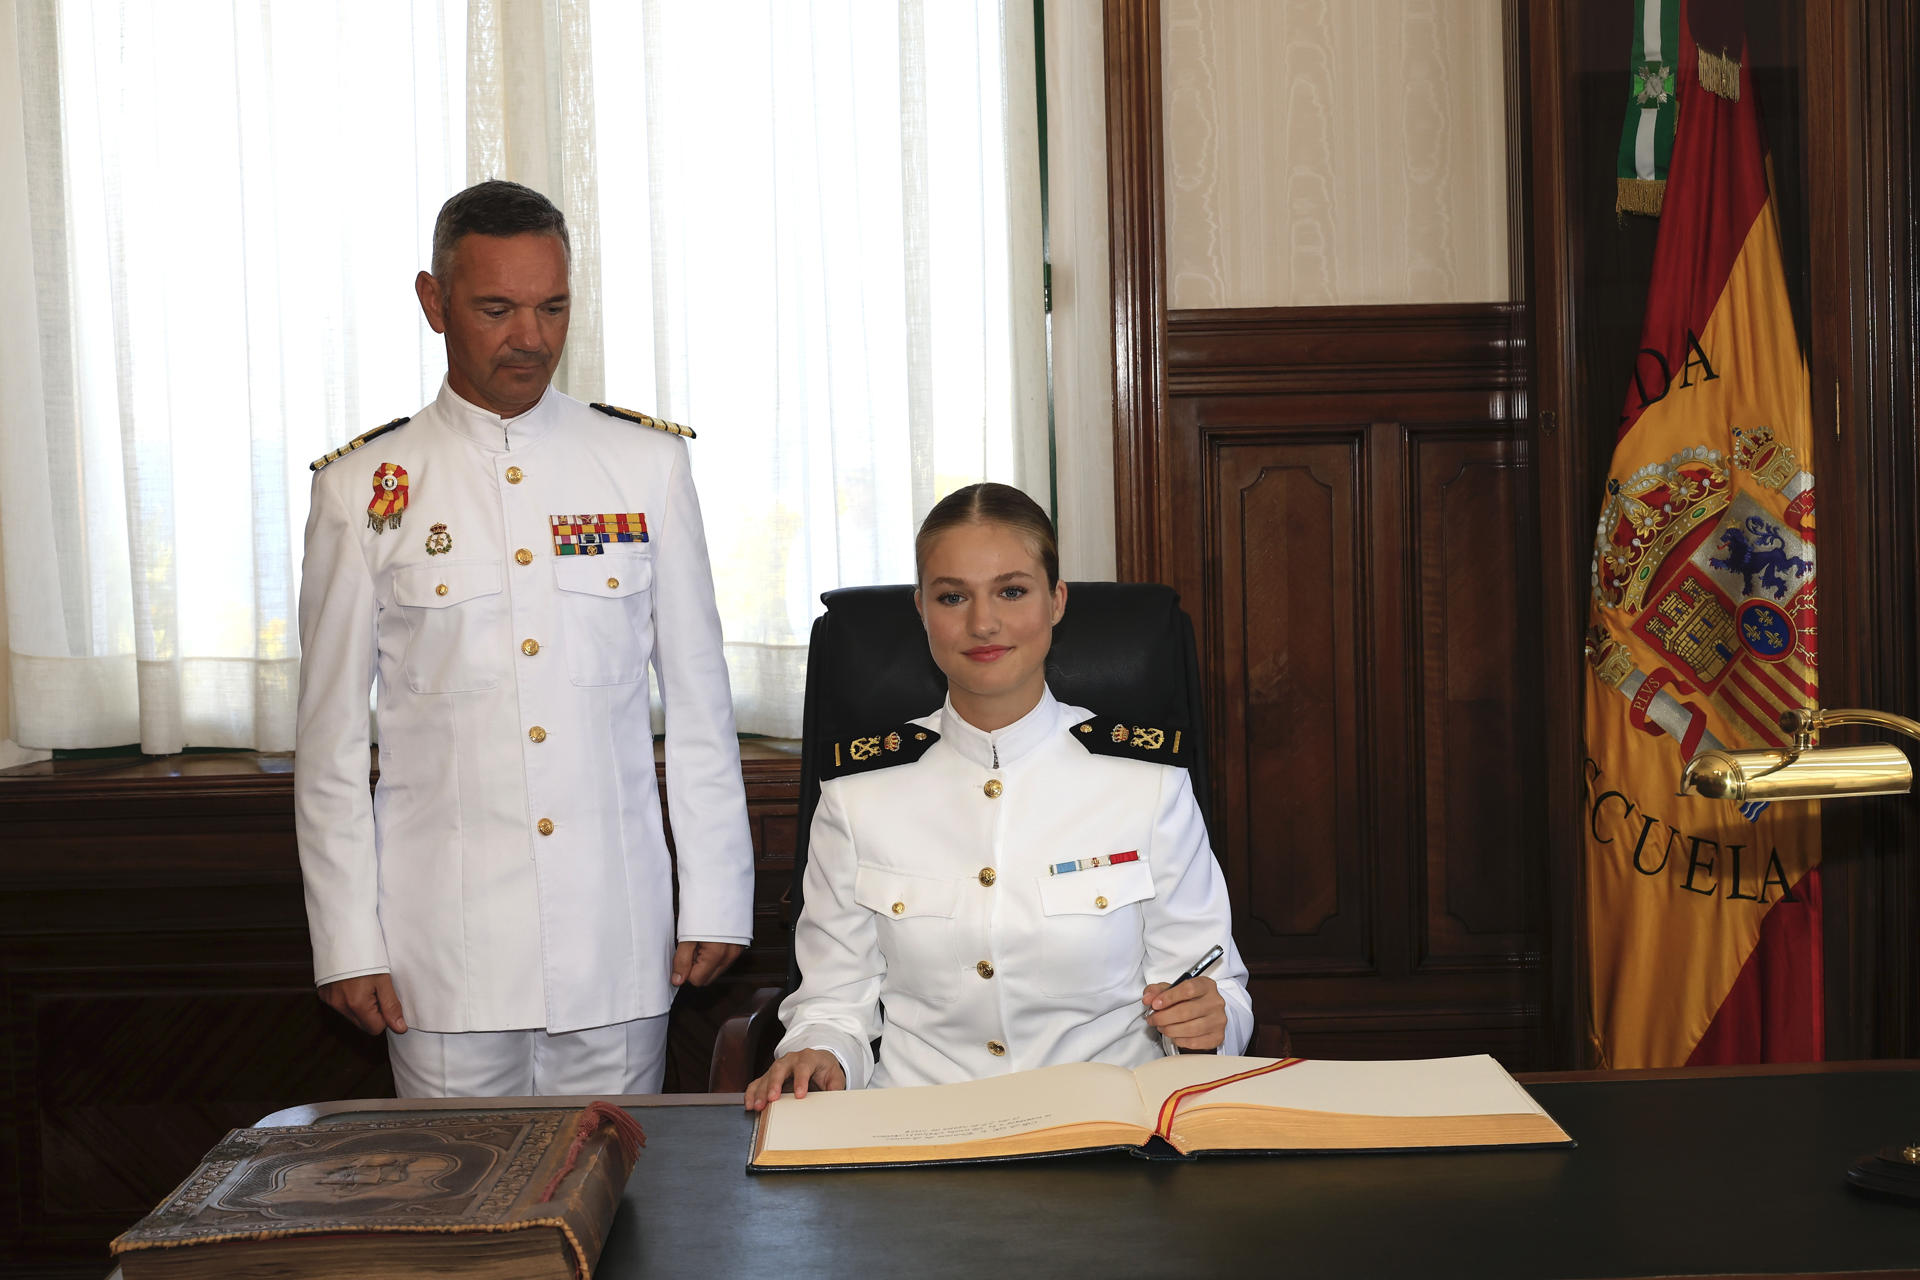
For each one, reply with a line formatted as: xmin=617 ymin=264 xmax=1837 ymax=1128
xmin=110 ymin=1105 xmax=643 ymax=1279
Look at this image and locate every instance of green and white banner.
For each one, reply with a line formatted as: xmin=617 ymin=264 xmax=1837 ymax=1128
xmin=1616 ymin=0 xmax=1680 ymax=218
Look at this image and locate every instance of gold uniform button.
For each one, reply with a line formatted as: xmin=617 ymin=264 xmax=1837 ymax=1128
xmin=983 ymin=779 xmax=1004 ymax=799
xmin=515 ymin=548 xmax=533 ymax=566
xmin=435 ymin=583 xmax=448 ymax=596
xmin=890 ymin=901 xmax=905 ymax=915
xmin=505 ymin=466 xmax=524 ymax=484
xmin=528 ymin=726 xmax=547 ymax=743
xmin=606 ymin=577 xmax=620 ymax=590
xmin=537 ymin=818 xmax=555 ymax=836
xmin=976 ymin=961 xmax=995 ymax=979
xmin=987 ymin=1041 xmax=1006 ymax=1057
xmin=1095 ymin=895 xmax=1109 ymax=910
xmin=521 ymin=638 xmax=540 ymax=657
xmin=977 ymin=867 xmax=996 ymax=887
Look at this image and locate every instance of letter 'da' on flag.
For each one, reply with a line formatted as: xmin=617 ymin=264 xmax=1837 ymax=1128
xmin=1583 ymin=0 xmax=1822 ymax=1070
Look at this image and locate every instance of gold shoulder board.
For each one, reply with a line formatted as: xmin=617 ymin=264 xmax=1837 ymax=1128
xmin=591 ymin=402 xmax=697 ymax=439
xmin=310 ymin=417 xmax=410 ymax=472
xmin=1070 ymin=715 xmax=1187 ymax=766
xmin=819 ymin=724 xmax=941 ymax=781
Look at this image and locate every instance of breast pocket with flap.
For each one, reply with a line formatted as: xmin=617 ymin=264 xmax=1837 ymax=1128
xmin=552 ymin=551 xmax=654 ymax=687
xmin=1034 ymin=858 xmax=1157 ymax=998
xmin=853 ymin=864 xmax=966 ymax=1006
xmin=391 ymin=560 xmax=507 ymax=693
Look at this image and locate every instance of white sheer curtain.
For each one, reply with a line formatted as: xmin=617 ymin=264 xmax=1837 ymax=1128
xmin=0 ymin=0 xmax=1044 ymax=750
xmin=580 ymin=0 xmax=1046 ymax=735
xmin=0 ymin=0 xmax=466 ymax=753
xmin=1042 ymin=0 xmax=1117 ymax=581
xmin=467 ymin=0 xmax=603 ymax=402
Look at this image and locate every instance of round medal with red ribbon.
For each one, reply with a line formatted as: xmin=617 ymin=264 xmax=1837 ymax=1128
xmin=368 ymin=463 xmax=408 ymax=533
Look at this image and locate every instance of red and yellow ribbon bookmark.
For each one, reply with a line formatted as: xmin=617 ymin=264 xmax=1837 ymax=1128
xmin=1153 ymin=1057 xmax=1304 ymax=1140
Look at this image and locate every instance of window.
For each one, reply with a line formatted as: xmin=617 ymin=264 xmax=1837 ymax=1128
xmin=0 ymin=0 xmax=1044 ymax=749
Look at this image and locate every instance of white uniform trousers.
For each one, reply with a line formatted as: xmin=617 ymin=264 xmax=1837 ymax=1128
xmin=386 ymin=1014 xmax=669 ymax=1098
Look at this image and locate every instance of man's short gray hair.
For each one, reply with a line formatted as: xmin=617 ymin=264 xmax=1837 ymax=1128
xmin=429 ymin=179 xmax=571 ymax=282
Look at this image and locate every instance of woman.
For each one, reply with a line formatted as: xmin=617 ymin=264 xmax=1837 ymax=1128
xmin=744 ymin=484 xmax=1252 ymax=1109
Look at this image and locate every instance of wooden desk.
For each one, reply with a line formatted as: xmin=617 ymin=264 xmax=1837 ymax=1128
xmin=109 ymin=1063 xmax=1920 ymax=1279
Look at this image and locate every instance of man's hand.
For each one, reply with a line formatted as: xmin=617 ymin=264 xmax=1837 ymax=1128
xmin=671 ymin=940 xmax=745 ymax=987
xmin=320 ymin=973 xmax=408 ymax=1035
xmin=1141 ymin=975 xmax=1226 ymax=1050
xmin=743 ymin=1049 xmax=846 ymax=1110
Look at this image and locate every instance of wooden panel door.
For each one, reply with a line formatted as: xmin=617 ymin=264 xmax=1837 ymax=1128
xmin=1409 ymin=431 xmax=1541 ymax=974
xmin=1153 ymin=305 xmax=1546 ymax=1067
xmin=1212 ymin=433 xmax=1370 ymax=972
xmin=1103 ymin=0 xmax=1551 ymax=1066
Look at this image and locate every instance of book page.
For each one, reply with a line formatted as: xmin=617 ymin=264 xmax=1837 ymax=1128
xmin=756 ymin=1060 xmax=1151 ymax=1157
xmin=1135 ymin=1054 xmax=1549 ymax=1118
xmin=1130 ymin=1054 xmax=1285 ymax=1107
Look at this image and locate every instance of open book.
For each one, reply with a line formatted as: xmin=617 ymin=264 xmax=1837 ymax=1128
xmin=749 ymin=1054 xmax=1571 ymax=1170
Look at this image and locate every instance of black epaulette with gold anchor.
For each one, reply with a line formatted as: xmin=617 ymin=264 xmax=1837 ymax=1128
xmin=591 ymin=402 xmax=698 ymax=439
xmin=1070 ymin=715 xmax=1189 ymax=766
xmin=309 ymin=417 xmax=409 ymax=471
xmin=819 ymin=723 xmax=940 ymax=781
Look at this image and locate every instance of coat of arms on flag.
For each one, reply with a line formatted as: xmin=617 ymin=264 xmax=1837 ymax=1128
xmin=1583 ymin=1 xmax=1822 ymax=1071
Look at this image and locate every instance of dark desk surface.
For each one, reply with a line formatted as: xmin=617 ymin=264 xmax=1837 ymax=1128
xmin=120 ymin=1064 xmax=1920 ymax=1280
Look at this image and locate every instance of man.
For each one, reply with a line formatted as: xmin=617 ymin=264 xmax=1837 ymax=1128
xmin=295 ymin=180 xmax=753 ymax=1096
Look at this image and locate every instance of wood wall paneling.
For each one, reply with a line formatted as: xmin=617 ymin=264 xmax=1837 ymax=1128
xmin=656 ymin=754 xmax=799 ymax=1091
xmin=1413 ymin=431 xmax=1539 ymax=968
xmin=1802 ymin=0 xmax=1920 ymax=1059
xmin=1112 ymin=0 xmax=1549 ymax=1067
xmin=1519 ymin=0 xmax=1594 ymax=1073
xmin=1166 ymin=304 xmax=1545 ymax=1066
xmin=24 ymin=968 xmax=391 ymax=1218
xmin=1212 ymin=431 xmax=1369 ymax=969
xmin=1103 ymin=0 xmax=1170 ymax=583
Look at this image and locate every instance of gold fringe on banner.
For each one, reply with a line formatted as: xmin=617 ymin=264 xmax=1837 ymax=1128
xmin=1697 ymin=44 xmax=1741 ymax=101
xmin=1616 ymin=176 xmax=1667 ymax=218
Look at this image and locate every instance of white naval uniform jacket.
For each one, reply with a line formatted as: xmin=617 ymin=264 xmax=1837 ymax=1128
xmin=775 ymin=688 xmax=1253 ymax=1089
xmin=294 ymin=379 xmax=754 ymax=1034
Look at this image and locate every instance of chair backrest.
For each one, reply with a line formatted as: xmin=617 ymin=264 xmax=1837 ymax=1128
xmin=786 ymin=582 xmax=1215 ymax=985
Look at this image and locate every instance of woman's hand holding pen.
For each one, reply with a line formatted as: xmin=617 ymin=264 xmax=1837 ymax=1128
xmin=744 ymin=1049 xmax=847 ymax=1111
xmin=1141 ymin=976 xmax=1227 ymax=1050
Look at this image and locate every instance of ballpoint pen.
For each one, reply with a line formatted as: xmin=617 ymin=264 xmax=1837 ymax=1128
xmin=1134 ymin=943 xmax=1225 ymax=1021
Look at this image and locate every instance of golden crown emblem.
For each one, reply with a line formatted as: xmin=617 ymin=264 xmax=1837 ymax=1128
xmin=1583 ymin=626 xmax=1636 ymax=690
xmin=1729 ymin=424 xmax=1800 ymax=492
xmin=1591 ymin=448 xmax=1732 ymax=613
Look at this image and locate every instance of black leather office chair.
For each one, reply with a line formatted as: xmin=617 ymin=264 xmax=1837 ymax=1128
xmin=708 ymin=581 xmax=1239 ymax=1090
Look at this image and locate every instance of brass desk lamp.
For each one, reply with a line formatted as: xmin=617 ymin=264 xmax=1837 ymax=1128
xmin=1680 ymin=706 xmax=1919 ymax=1201
xmin=1680 ymin=707 xmax=1915 ymax=802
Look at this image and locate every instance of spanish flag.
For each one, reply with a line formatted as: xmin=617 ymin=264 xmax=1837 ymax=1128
xmin=1583 ymin=2 xmax=1821 ymax=1069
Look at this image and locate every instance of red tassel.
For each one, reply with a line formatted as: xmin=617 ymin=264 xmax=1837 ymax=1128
xmin=538 ymin=1101 xmax=647 ymax=1202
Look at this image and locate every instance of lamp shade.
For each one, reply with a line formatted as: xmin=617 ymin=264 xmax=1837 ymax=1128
xmin=1681 ymin=743 xmax=1913 ymax=802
